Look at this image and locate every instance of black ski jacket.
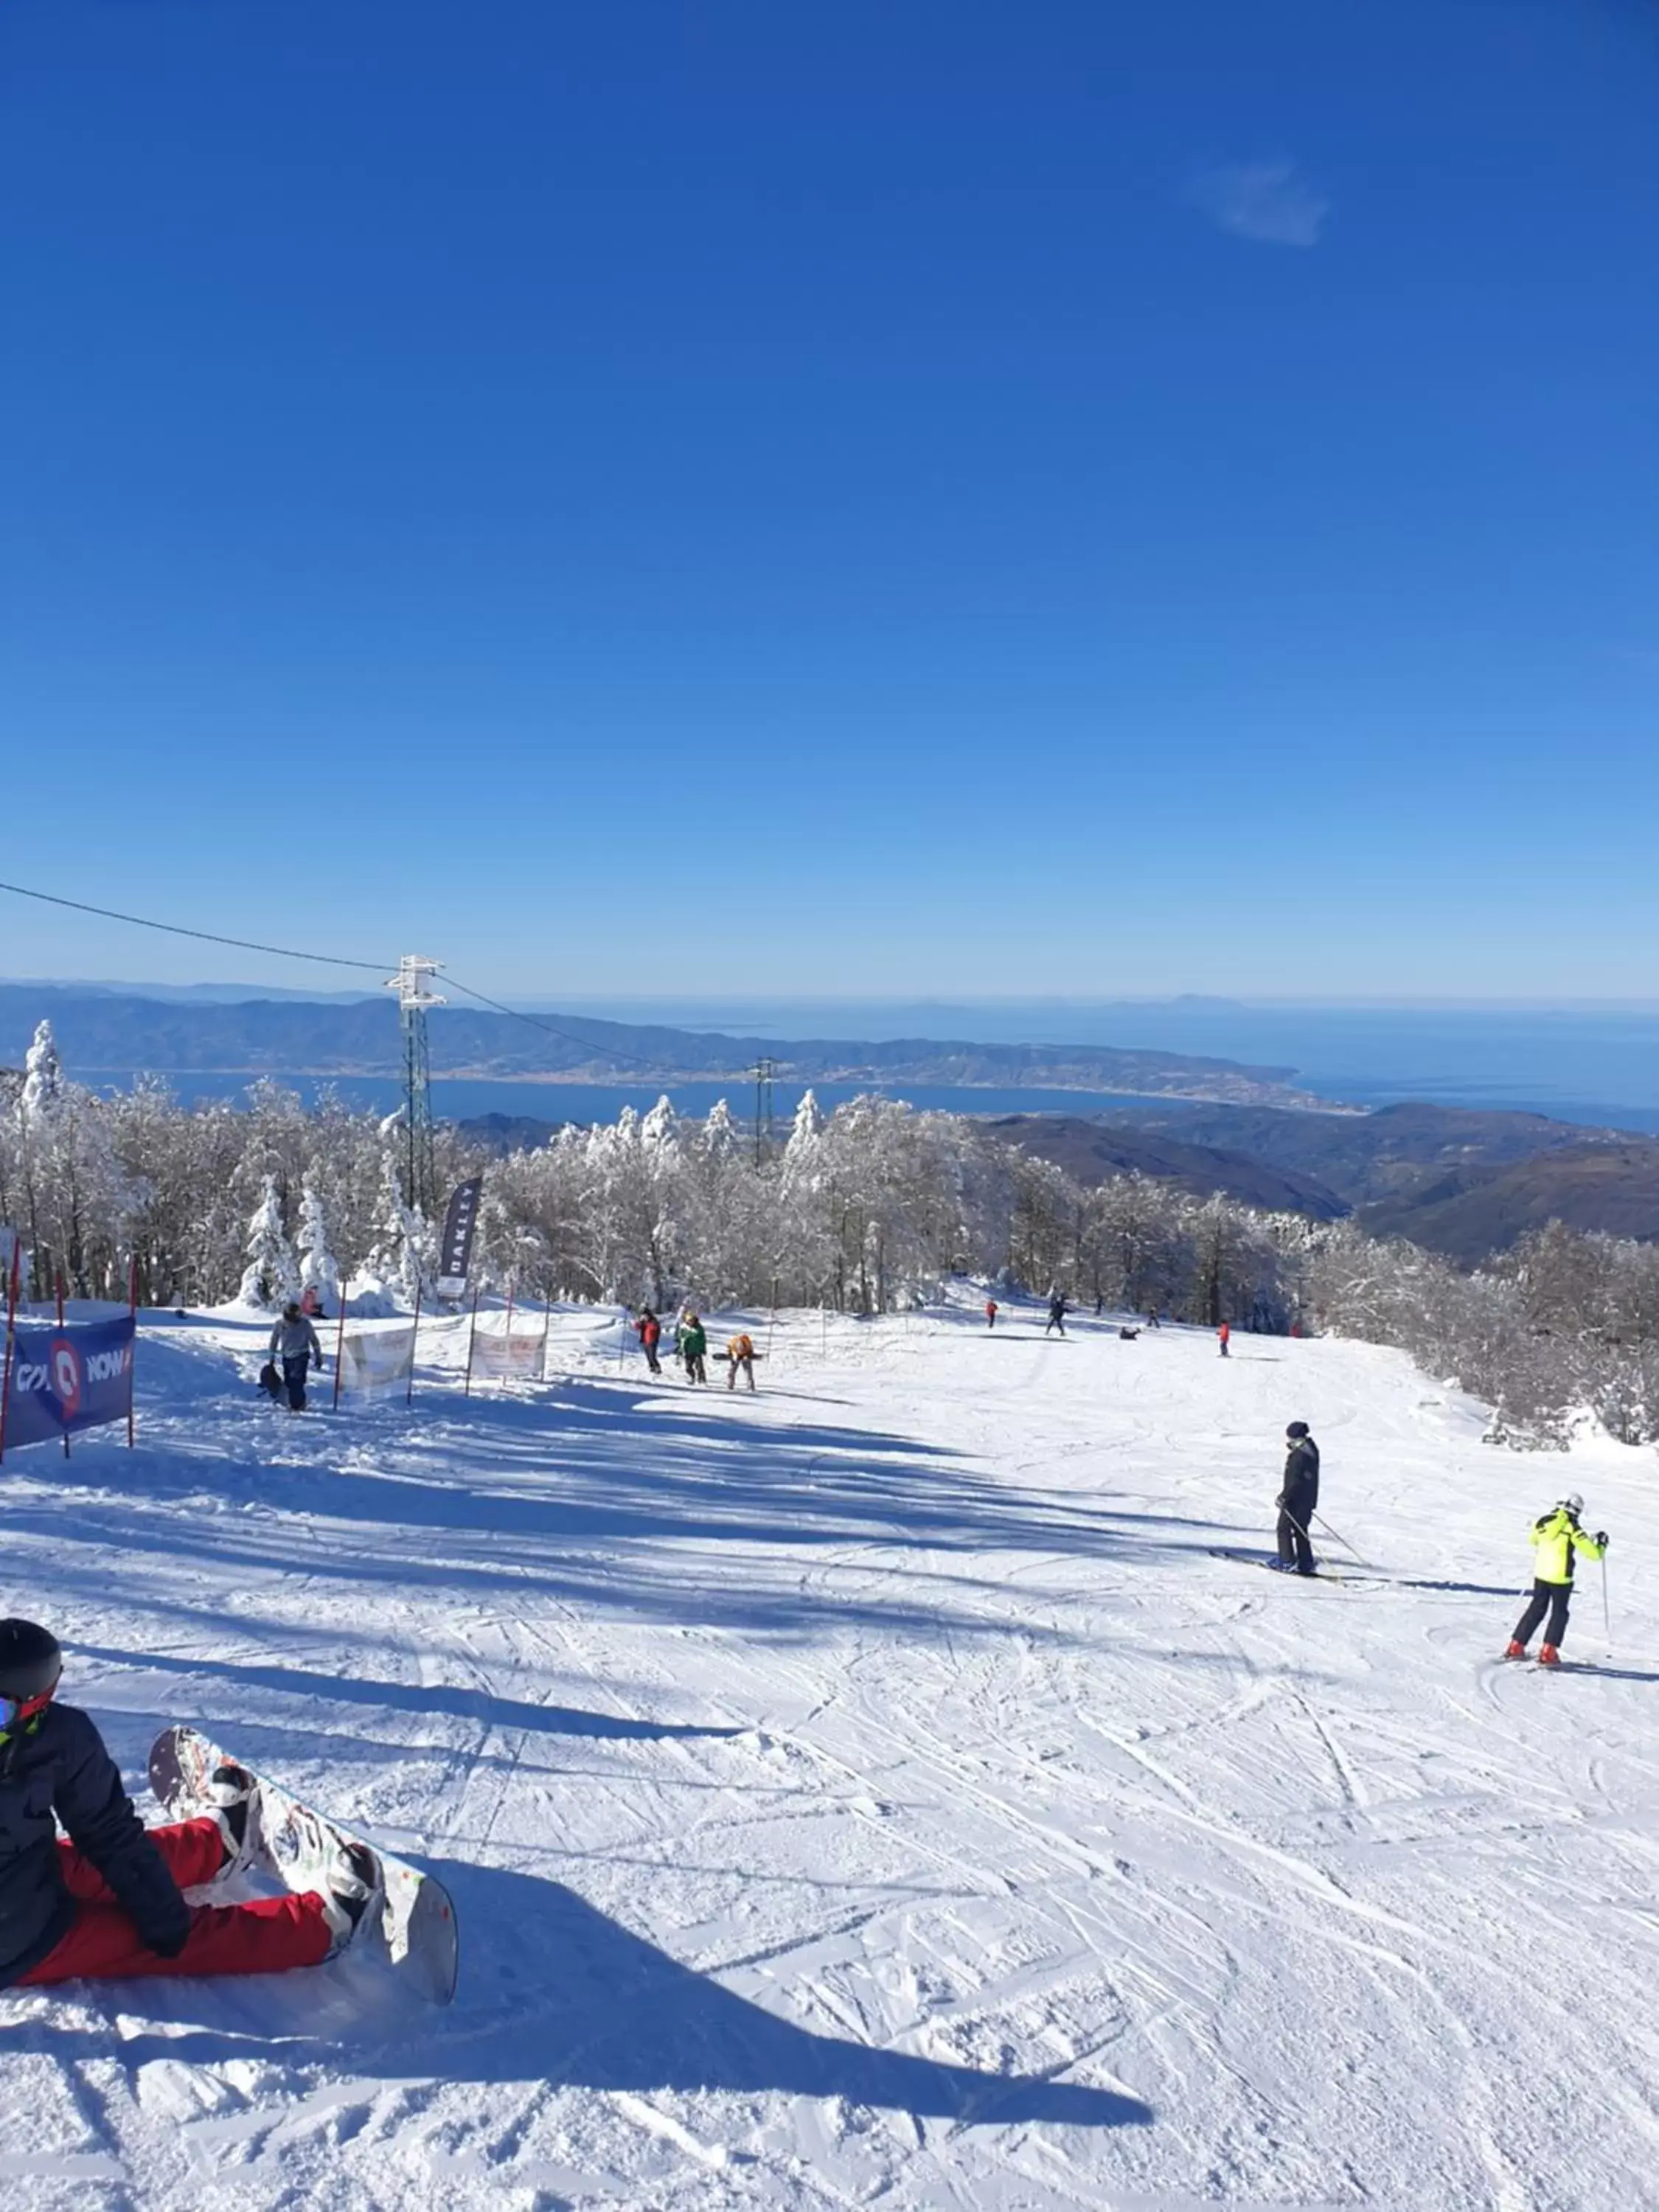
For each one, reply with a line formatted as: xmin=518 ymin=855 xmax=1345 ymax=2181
xmin=1280 ymin=1436 xmax=1320 ymax=1517
xmin=0 ymin=1702 xmax=190 ymax=1984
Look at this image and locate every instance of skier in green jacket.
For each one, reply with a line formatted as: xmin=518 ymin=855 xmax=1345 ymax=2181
xmin=677 ymin=1313 xmax=708 ymax=1385
xmin=1504 ymin=1495 xmax=1607 ymax=1666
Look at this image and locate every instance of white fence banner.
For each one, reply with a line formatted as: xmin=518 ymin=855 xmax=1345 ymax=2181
xmin=470 ymin=1329 xmax=546 ymax=1382
xmin=338 ymin=1323 xmax=417 ymax=1401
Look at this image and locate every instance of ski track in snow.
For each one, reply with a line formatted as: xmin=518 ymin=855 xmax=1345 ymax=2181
xmin=3 ymin=1298 xmax=1658 ymax=2209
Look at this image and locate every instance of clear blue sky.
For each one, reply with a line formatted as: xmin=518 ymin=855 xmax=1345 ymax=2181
xmin=3 ymin=0 xmax=1657 ymax=1002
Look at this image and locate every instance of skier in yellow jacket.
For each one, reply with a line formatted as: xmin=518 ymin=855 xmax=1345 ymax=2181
xmin=1504 ymin=1495 xmax=1607 ymax=1666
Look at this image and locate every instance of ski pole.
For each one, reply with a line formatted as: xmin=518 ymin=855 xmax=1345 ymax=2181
xmin=1276 ymin=1503 xmax=1354 ymax=1583
xmin=1601 ymin=1554 xmax=1612 ymax=1646
xmin=1310 ymin=1509 xmax=1368 ymax=1567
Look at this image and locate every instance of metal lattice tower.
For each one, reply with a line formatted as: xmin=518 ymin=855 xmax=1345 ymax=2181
xmin=751 ymin=1056 xmax=778 ymax=1169
xmin=386 ymin=956 xmax=445 ymax=1215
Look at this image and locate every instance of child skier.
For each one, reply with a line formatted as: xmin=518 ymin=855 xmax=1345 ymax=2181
xmin=0 ymin=1619 xmax=378 ymax=1989
xmin=726 ymin=1332 xmax=757 ymax=1391
xmin=985 ymin=1298 xmax=998 ymax=1330
xmin=1504 ymin=1496 xmax=1608 ymax=1666
xmin=678 ymin=1312 xmax=708 ymax=1385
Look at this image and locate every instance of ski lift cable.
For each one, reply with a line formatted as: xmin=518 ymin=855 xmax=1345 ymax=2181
xmin=0 ymin=877 xmax=392 ymax=973
xmin=0 ymin=874 xmax=666 ymax=1073
xmin=441 ymin=975 xmax=661 ymax=1070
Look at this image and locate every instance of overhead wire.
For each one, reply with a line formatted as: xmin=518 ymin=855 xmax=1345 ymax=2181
xmin=442 ymin=975 xmax=660 ymax=1069
xmin=0 ymin=877 xmax=392 ymax=974
xmin=0 ymin=874 xmax=667 ymax=1071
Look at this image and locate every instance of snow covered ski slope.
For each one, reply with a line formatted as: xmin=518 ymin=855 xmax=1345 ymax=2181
xmin=3 ymin=1295 xmax=1656 ymax=2211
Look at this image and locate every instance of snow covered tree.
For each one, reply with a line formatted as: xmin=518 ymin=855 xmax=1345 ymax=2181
xmin=296 ymin=1179 xmax=342 ymax=1312
xmin=240 ymin=1174 xmax=300 ymax=1309
xmin=368 ymin=1144 xmax=434 ymax=1307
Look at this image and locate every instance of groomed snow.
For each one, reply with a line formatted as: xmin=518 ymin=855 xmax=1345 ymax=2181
xmin=2 ymin=1295 xmax=1655 ymax=2211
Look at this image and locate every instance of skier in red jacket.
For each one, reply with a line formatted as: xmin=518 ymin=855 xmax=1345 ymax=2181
xmin=633 ymin=1307 xmax=663 ymax=1375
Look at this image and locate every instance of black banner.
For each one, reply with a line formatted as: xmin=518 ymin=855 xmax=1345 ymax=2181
xmin=437 ymin=1177 xmax=483 ymax=1291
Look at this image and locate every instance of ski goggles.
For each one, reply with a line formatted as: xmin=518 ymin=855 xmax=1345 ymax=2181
xmin=1 ymin=1688 xmax=56 ymax=1733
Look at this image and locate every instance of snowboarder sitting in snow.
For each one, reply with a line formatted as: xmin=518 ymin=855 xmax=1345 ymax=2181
xmin=268 ymin=1300 xmax=324 ymax=1411
xmin=0 ymin=1620 xmax=377 ymax=1990
xmin=726 ymin=1332 xmax=756 ymax=1391
xmin=1275 ymin=1422 xmax=1320 ymax=1576
xmin=1505 ymin=1496 xmax=1607 ymax=1666
xmin=678 ymin=1312 xmax=708 ymax=1385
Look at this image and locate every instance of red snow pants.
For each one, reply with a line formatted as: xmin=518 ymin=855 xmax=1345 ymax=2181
xmin=18 ymin=1818 xmax=333 ymax=1984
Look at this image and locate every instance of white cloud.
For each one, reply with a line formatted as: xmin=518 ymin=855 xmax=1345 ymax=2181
xmin=1187 ymin=161 xmax=1330 ymax=248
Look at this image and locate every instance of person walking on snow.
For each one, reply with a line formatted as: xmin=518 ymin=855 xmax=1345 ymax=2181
xmin=1275 ymin=1421 xmax=1320 ymax=1575
xmin=1217 ymin=1321 xmax=1231 ymax=1358
xmin=0 ymin=1621 xmax=379 ymax=1991
xmin=726 ymin=1332 xmax=757 ymax=1391
xmin=268 ymin=1301 xmax=324 ymax=1411
xmin=1505 ymin=1496 xmax=1607 ymax=1665
xmin=1044 ymin=1293 xmax=1067 ymax=1338
xmin=985 ymin=1298 xmax=998 ymax=1330
xmin=678 ymin=1312 xmax=708 ymax=1385
xmin=633 ymin=1307 xmax=662 ymax=1375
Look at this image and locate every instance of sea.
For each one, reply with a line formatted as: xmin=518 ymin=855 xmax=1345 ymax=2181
xmin=75 ymin=1001 xmax=1659 ymax=1135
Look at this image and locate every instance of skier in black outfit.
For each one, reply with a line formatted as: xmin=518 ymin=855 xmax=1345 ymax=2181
xmin=1275 ymin=1421 xmax=1320 ymax=1575
xmin=1044 ymin=1294 xmax=1067 ymax=1338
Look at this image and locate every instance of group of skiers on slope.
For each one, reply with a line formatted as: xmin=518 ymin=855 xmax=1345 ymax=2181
xmin=0 ymin=1620 xmax=379 ymax=1998
xmin=986 ymin=1295 xmax=1224 ymax=1357
xmin=1270 ymin=1425 xmax=1610 ymax=1666
xmin=632 ymin=1308 xmax=757 ymax=1391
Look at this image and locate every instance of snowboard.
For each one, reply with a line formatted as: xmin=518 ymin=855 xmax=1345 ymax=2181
xmin=148 ymin=1725 xmax=459 ymax=2005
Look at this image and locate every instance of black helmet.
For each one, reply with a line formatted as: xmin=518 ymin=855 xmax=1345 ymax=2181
xmin=1286 ymin=1421 xmax=1310 ymax=1439
xmin=0 ymin=1619 xmax=63 ymax=1712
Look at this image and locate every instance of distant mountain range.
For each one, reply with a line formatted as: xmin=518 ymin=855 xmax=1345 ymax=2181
xmin=0 ymin=984 xmax=1326 ymax=1108
xmin=997 ymin=1103 xmax=1659 ymax=1262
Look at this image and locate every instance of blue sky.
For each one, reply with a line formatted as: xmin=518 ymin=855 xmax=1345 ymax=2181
xmin=3 ymin=0 xmax=1657 ymax=1002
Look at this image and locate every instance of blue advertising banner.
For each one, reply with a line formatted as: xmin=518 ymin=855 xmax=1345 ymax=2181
xmin=2 ymin=1315 xmax=136 ymax=1452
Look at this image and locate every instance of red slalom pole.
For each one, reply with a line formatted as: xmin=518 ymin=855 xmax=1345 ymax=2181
xmin=332 ymin=1291 xmax=347 ymax=1411
xmin=464 ymin=1284 xmax=479 ymax=1397
xmin=0 ymin=1245 xmax=20 ymax=1466
xmin=127 ymin=1253 xmax=138 ymax=1449
xmin=56 ymin=1272 xmax=69 ymax=1461
xmin=407 ymin=1279 xmax=422 ymax=1408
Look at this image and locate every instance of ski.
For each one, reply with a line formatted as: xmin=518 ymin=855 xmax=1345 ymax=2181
xmin=1207 ymin=1547 xmax=1338 ymax=1582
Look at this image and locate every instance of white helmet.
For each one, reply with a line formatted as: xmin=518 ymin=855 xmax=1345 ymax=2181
xmin=1562 ymin=1493 xmax=1585 ymax=1517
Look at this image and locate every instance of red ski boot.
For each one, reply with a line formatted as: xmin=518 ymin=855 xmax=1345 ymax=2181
xmin=1538 ymin=1644 xmax=1562 ymax=1667
xmin=1503 ymin=1641 xmax=1527 ymax=1660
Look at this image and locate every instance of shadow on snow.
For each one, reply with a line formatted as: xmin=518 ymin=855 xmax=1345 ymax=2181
xmin=13 ymin=1860 xmax=1154 ymax=2133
